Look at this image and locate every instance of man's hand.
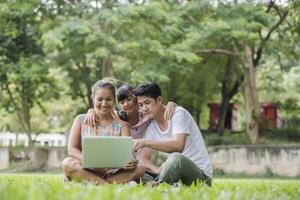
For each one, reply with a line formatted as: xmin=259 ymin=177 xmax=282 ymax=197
xmin=152 ymin=164 xmax=162 ymax=175
xmin=123 ymin=159 xmax=138 ymax=170
xmin=133 ymin=139 xmax=149 ymax=152
xmin=84 ymin=109 xmax=98 ymax=126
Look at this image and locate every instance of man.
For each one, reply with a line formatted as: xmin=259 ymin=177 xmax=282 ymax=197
xmin=133 ymin=82 xmax=212 ymax=186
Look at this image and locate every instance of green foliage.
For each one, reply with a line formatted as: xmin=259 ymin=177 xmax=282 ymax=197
xmin=41 ymin=1 xmax=213 ymax=115
xmin=257 ymin=62 xmax=300 ymax=119
xmin=260 ymin=128 xmax=300 ymax=144
xmin=204 ymin=128 xmax=300 ymax=145
xmin=278 ymin=98 xmax=300 ymax=118
xmin=0 ymin=0 xmax=299 ymax=142
xmin=0 ymin=174 xmax=299 ymax=200
xmin=204 ymin=132 xmax=250 ymax=145
xmin=0 ymin=1 xmax=59 ymax=137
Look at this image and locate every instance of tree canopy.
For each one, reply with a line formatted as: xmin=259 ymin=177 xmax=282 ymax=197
xmin=0 ymin=0 xmax=299 ymax=144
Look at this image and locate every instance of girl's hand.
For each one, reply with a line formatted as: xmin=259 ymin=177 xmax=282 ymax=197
xmin=85 ymin=109 xmax=98 ymax=126
xmin=123 ymin=159 xmax=138 ymax=170
xmin=164 ymin=101 xmax=177 ymax=120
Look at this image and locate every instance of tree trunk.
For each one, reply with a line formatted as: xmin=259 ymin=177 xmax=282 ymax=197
xmin=82 ymin=65 xmax=93 ymax=108
xmin=22 ymin=110 xmax=33 ymax=147
xmin=21 ymin=84 xmax=34 ymax=147
xmin=168 ymin=70 xmax=178 ymax=102
xmin=6 ymin=83 xmax=33 ymax=147
xmin=243 ymin=45 xmax=260 ymax=143
xmin=102 ymin=55 xmax=113 ymax=78
xmin=195 ymin=110 xmax=201 ymax=126
xmin=216 ymin=99 xmax=229 ymax=134
xmin=216 ymin=57 xmax=232 ymax=134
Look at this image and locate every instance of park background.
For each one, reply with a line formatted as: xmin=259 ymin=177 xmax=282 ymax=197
xmin=0 ymin=0 xmax=300 ymax=199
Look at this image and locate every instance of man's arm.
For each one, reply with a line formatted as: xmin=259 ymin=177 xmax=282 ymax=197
xmin=134 ymin=134 xmax=186 ymax=154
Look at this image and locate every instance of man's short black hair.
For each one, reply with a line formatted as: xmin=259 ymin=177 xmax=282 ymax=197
xmin=133 ymin=82 xmax=162 ymax=99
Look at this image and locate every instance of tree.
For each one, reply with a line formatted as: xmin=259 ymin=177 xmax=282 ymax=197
xmin=0 ymin=1 xmax=59 ymax=146
xmin=43 ymin=1 xmax=132 ymax=109
xmin=112 ymin=1 xmax=217 ymax=120
xmin=43 ymin=1 xmax=213 ymax=116
xmin=187 ymin=1 xmax=290 ymax=142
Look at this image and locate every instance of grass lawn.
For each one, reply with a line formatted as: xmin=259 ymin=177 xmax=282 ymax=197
xmin=0 ymin=174 xmax=299 ymax=200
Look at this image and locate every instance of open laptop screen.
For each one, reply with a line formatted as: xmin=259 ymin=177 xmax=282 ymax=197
xmin=82 ymin=136 xmax=133 ymax=168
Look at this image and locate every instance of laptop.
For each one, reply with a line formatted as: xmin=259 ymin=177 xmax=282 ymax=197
xmin=82 ymin=136 xmax=133 ymax=168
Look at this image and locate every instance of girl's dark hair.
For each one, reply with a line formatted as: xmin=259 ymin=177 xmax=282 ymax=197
xmin=117 ymin=85 xmax=134 ymax=102
xmin=91 ymin=79 xmax=116 ymax=100
xmin=117 ymin=110 xmax=128 ymax=122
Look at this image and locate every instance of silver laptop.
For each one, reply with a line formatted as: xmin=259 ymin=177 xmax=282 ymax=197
xmin=82 ymin=136 xmax=133 ymax=168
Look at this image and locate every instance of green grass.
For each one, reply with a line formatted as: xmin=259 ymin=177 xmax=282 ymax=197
xmin=0 ymin=174 xmax=299 ymax=200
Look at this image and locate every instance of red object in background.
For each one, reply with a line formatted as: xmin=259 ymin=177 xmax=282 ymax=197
xmin=260 ymin=103 xmax=278 ymax=129
xmin=208 ymin=103 xmax=239 ymax=131
xmin=208 ymin=102 xmax=278 ymax=131
xmin=208 ymin=103 xmax=219 ymax=130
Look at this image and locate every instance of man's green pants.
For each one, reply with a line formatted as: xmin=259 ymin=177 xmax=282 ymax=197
xmin=157 ymin=153 xmax=212 ymax=186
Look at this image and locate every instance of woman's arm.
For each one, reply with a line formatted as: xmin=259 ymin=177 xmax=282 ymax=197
xmin=120 ymin=122 xmax=136 ymax=170
xmin=68 ymin=115 xmax=83 ymax=161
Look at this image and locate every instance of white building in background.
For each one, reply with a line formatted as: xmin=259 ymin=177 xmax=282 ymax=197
xmin=0 ymin=132 xmax=66 ymax=147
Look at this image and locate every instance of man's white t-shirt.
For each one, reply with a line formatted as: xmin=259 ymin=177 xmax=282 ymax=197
xmin=144 ymin=106 xmax=212 ymax=178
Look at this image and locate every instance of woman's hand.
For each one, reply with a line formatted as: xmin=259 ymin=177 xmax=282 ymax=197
xmin=85 ymin=109 xmax=98 ymax=126
xmin=164 ymin=101 xmax=177 ymax=120
xmin=123 ymin=159 xmax=138 ymax=170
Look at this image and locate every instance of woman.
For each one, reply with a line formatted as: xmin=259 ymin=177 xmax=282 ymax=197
xmin=62 ymin=80 xmax=145 ymax=185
